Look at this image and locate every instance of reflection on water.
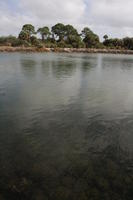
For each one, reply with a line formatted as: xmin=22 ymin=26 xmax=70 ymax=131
xmin=21 ymin=59 xmax=37 ymax=77
xmin=0 ymin=53 xmax=133 ymax=199
xmin=51 ymin=58 xmax=77 ymax=79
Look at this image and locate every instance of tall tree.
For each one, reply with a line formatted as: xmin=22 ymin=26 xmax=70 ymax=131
xmin=123 ymin=37 xmax=133 ymax=50
xmin=66 ymin=35 xmax=84 ymax=48
xmin=82 ymin=27 xmax=100 ymax=48
xmin=51 ymin=23 xmax=65 ymax=41
xmin=81 ymin=27 xmax=93 ymax=38
xmin=18 ymin=30 xmax=29 ymax=41
xmin=63 ymin=25 xmax=83 ymax=47
xmin=103 ymin=35 xmax=108 ymax=41
xmin=64 ymin=25 xmax=78 ymax=37
xmin=19 ymin=24 xmax=35 ymax=41
xmin=37 ymin=27 xmax=50 ymax=41
xmin=22 ymin=24 xmax=35 ymax=36
xmin=103 ymin=38 xmax=124 ymax=48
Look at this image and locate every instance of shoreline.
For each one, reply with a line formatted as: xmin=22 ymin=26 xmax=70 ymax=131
xmin=0 ymin=46 xmax=133 ymax=54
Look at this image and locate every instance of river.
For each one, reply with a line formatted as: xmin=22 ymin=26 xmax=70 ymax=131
xmin=0 ymin=53 xmax=133 ymax=199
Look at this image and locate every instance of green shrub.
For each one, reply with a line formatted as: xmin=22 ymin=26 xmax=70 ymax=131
xmin=0 ymin=36 xmax=18 ymax=46
xmin=57 ymin=41 xmax=66 ymax=48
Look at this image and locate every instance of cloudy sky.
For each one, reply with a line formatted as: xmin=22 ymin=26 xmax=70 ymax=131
xmin=0 ymin=0 xmax=133 ymax=40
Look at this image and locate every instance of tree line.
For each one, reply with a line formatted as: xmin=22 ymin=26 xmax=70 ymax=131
xmin=0 ymin=23 xmax=133 ymax=50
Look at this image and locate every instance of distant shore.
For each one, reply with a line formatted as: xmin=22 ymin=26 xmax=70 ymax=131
xmin=0 ymin=46 xmax=133 ymax=54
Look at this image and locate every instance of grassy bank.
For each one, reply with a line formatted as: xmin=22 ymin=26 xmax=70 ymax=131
xmin=0 ymin=46 xmax=133 ymax=54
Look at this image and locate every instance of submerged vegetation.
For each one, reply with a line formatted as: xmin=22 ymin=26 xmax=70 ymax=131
xmin=1 ymin=23 xmax=133 ymax=50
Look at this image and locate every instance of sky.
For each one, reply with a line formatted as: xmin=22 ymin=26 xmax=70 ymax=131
xmin=0 ymin=0 xmax=133 ymax=40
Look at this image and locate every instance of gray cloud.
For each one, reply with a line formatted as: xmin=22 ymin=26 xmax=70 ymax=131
xmin=88 ymin=0 xmax=133 ymax=38
xmin=20 ymin=0 xmax=85 ymax=24
xmin=0 ymin=0 xmax=133 ymax=39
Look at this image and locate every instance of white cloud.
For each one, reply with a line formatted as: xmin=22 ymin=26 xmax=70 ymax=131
xmin=0 ymin=1 xmax=33 ymax=36
xmin=0 ymin=0 xmax=86 ymax=36
xmin=1 ymin=0 xmax=133 ymax=39
xmin=20 ymin=0 xmax=85 ymax=25
xmin=87 ymin=0 xmax=133 ymax=38
xmin=89 ymin=0 xmax=133 ymax=27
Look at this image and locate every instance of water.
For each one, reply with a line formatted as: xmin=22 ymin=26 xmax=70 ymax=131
xmin=0 ymin=53 xmax=133 ymax=200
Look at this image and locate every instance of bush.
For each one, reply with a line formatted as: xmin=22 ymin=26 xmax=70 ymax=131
xmin=36 ymin=43 xmax=43 ymax=48
xmin=30 ymin=36 xmax=41 ymax=46
xmin=45 ymin=43 xmax=57 ymax=48
xmin=94 ymin=42 xmax=105 ymax=49
xmin=13 ymin=39 xmax=31 ymax=47
xmin=57 ymin=41 xmax=66 ymax=48
xmin=0 ymin=36 xmax=18 ymax=46
xmin=65 ymin=44 xmax=73 ymax=48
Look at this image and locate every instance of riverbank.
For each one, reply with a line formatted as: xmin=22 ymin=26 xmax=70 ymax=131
xmin=0 ymin=46 xmax=133 ymax=54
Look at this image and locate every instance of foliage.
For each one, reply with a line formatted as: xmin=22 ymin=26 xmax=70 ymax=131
xmin=12 ymin=39 xmax=31 ymax=47
xmin=81 ymin=27 xmax=93 ymax=38
xmin=0 ymin=35 xmax=17 ymax=46
xmin=51 ymin=23 xmax=84 ymax=48
xmin=82 ymin=27 xmax=100 ymax=48
xmin=30 ymin=36 xmax=40 ymax=46
xmin=64 ymin=25 xmax=78 ymax=37
xmin=19 ymin=30 xmax=30 ymax=41
xmin=18 ymin=24 xmax=35 ymax=42
xmin=37 ymin=27 xmax=50 ymax=41
xmin=103 ymin=38 xmax=124 ymax=49
xmin=123 ymin=37 xmax=133 ymax=50
xmin=66 ymin=35 xmax=85 ymax=48
xmin=0 ymin=36 xmax=31 ymax=47
xmin=22 ymin=24 xmax=35 ymax=36
xmin=1 ymin=23 xmax=133 ymax=50
xmin=64 ymin=24 xmax=84 ymax=48
xmin=52 ymin=23 xmax=66 ymax=41
xmin=57 ymin=40 xmax=66 ymax=48
xmin=103 ymin=35 xmax=108 ymax=41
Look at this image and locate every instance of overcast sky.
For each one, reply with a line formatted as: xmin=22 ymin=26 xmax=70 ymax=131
xmin=0 ymin=0 xmax=133 ymax=40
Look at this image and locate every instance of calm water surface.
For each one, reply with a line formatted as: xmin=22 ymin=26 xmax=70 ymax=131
xmin=0 ymin=53 xmax=133 ymax=199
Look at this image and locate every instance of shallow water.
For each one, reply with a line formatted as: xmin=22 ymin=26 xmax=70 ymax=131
xmin=0 ymin=53 xmax=133 ymax=199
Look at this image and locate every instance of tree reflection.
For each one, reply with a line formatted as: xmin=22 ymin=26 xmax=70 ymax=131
xmin=51 ymin=60 xmax=76 ymax=78
xmin=20 ymin=59 xmax=37 ymax=77
xmin=41 ymin=60 xmax=51 ymax=76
